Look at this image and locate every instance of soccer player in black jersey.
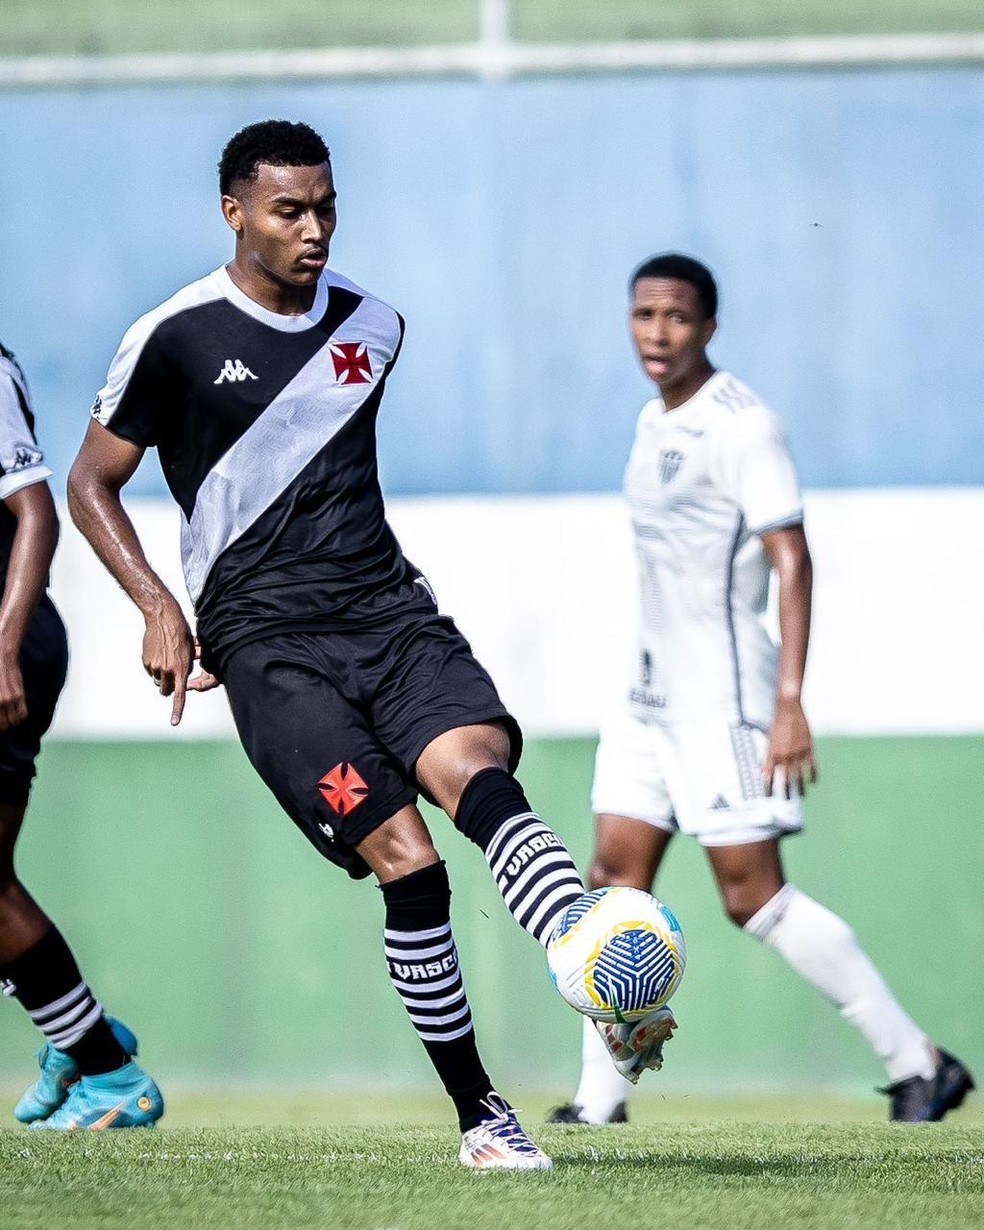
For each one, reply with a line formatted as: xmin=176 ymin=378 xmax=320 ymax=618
xmin=0 ymin=342 xmax=162 ymax=1130
xmin=68 ymin=119 xmax=659 ymax=1168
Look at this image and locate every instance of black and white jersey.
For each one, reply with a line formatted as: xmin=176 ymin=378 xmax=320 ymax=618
xmin=92 ymin=267 xmax=417 ymax=667
xmin=0 ymin=341 xmax=53 ymax=585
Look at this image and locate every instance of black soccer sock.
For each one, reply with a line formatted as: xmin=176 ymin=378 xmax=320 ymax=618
xmin=381 ymin=861 xmax=494 ymax=1131
xmin=455 ymin=768 xmax=585 ymax=947
xmin=0 ymin=927 xmax=128 ymax=1075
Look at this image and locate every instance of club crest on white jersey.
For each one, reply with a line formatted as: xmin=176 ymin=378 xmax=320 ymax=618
xmin=658 ymin=448 xmax=685 ymax=484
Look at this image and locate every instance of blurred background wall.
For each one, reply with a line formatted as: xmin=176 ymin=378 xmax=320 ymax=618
xmin=0 ymin=2 xmax=981 ymax=1093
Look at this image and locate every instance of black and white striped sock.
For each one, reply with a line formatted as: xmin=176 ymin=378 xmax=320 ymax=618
xmin=29 ymin=980 xmax=104 ymax=1050
xmin=0 ymin=927 xmax=127 ymax=1074
xmin=385 ymin=919 xmax=474 ymax=1044
xmin=456 ymin=768 xmax=584 ymax=946
xmin=381 ymin=862 xmax=493 ymax=1131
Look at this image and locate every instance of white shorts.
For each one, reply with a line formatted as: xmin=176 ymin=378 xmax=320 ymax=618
xmin=590 ymin=710 xmax=803 ymax=847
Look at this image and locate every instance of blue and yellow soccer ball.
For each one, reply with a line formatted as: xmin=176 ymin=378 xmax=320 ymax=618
xmin=546 ymin=887 xmax=686 ymax=1022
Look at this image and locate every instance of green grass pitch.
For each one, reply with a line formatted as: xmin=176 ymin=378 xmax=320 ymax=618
xmin=2 ymin=1092 xmax=982 ymax=1229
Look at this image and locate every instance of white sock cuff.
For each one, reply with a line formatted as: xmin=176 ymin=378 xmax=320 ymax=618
xmin=743 ymin=883 xmax=799 ymax=941
xmin=572 ymin=1012 xmax=632 ymax=1121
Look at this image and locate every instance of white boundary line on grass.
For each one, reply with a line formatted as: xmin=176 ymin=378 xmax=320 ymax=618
xmin=0 ymin=33 xmax=982 ymax=89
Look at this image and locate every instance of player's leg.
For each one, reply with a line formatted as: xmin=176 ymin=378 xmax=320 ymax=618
xmin=356 ymin=806 xmax=550 ymax=1169
xmin=417 ymin=721 xmax=585 ymax=947
xmin=549 ymin=814 xmax=675 ymax=1125
xmin=360 ymin=603 xmax=584 ymax=946
xmin=357 ymin=810 xmax=500 ymax=1127
xmin=549 ymin=710 xmax=679 ymax=1125
xmin=223 ymin=634 xmax=549 ymax=1167
xmin=0 ymin=603 xmax=160 ymax=1129
xmin=706 ymin=837 xmax=974 ymax=1119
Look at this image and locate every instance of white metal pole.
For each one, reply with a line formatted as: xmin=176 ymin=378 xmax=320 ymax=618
xmin=479 ymin=0 xmax=511 ymax=78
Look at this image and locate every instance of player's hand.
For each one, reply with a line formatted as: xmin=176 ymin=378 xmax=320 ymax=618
xmin=142 ymin=598 xmax=195 ymax=727
xmin=0 ymin=648 xmax=28 ymax=730
xmin=186 ymin=639 xmax=221 ymax=694
xmin=763 ymin=696 xmax=818 ymax=799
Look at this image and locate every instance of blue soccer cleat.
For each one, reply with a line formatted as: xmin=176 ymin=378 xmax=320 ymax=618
xmin=30 ymin=1060 xmax=163 ymax=1131
xmin=14 ymin=1018 xmax=139 ymax=1124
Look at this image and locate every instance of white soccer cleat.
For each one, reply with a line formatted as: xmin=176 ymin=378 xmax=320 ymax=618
xmin=458 ymin=1094 xmax=553 ymax=1171
xmin=595 ymin=1006 xmax=677 ymax=1084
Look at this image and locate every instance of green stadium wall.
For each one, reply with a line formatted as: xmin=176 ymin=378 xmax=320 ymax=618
xmin=4 ymin=735 xmax=980 ymax=1094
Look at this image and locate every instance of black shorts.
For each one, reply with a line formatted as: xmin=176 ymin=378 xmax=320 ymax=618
xmin=0 ymin=595 xmax=69 ymax=807
xmin=222 ymin=609 xmax=521 ymax=879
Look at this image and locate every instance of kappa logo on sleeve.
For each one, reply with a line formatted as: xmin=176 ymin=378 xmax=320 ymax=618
xmin=329 ymin=341 xmax=372 ymax=385
xmin=318 ymin=762 xmax=370 ymax=815
xmin=10 ymin=446 xmax=42 ymax=472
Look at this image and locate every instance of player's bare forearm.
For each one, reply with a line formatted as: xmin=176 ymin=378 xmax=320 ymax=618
xmin=761 ymin=524 xmax=817 ymax=795
xmin=0 ymin=483 xmax=59 ymax=728
xmin=763 ymin=525 xmax=812 ymax=704
xmin=68 ymin=419 xmax=194 ymax=723
xmin=67 ymin=421 xmax=177 ymax=620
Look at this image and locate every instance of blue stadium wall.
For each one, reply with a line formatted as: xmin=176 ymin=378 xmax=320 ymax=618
xmin=0 ymin=66 xmax=982 ymax=1094
xmin=3 ymin=66 xmax=982 ymax=493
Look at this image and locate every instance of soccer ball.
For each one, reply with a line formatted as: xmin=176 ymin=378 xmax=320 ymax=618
xmin=546 ymin=887 xmax=686 ymax=1022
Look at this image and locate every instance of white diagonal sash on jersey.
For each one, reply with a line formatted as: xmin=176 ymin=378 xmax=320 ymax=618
xmin=181 ymin=296 xmax=396 ymax=604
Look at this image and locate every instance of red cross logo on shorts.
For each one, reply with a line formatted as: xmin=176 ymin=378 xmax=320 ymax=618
xmin=318 ymin=763 xmax=370 ymax=815
xmin=329 ymin=341 xmax=373 ymax=385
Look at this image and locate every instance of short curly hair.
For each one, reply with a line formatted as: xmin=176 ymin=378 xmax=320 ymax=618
xmin=218 ymin=120 xmax=330 ymax=195
xmin=630 ymin=253 xmax=718 ymax=320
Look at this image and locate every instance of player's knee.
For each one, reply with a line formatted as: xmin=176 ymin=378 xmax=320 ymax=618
xmin=0 ymin=871 xmax=25 ymax=927
xmin=418 ymin=725 xmax=511 ymax=817
xmin=588 ymin=852 xmax=645 ymax=892
xmin=587 ymin=861 xmax=609 ymax=890
xmin=357 ymin=809 xmax=441 ymax=882
xmin=722 ymin=886 xmax=769 ymax=929
xmin=0 ymin=847 xmax=17 ymax=894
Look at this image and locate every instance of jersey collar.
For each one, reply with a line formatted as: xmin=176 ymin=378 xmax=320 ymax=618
xmin=216 ymin=266 xmax=329 ymax=332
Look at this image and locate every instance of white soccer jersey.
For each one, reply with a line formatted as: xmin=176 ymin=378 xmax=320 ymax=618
xmin=0 ymin=344 xmax=52 ymax=501
xmin=623 ymin=370 xmax=803 ymax=731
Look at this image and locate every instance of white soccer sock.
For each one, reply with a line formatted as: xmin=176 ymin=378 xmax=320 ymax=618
xmin=571 ymin=1014 xmax=633 ymax=1122
xmin=744 ymin=884 xmax=935 ymax=1082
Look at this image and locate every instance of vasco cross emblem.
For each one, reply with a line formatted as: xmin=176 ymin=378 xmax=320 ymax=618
xmin=330 ymin=341 xmax=373 ymax=385
xmin=318 ymin=762 xmax=370 ymax=815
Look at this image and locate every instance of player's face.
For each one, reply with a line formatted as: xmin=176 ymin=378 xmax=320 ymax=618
xmin=223 ymin=161 xmax=337 ymax=293
xmin=630 ymin=278 xmax=716 ymax=404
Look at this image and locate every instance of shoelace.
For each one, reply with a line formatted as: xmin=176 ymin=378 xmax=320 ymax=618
xmin=474 ymin=1095 xmax=541 ymax=1154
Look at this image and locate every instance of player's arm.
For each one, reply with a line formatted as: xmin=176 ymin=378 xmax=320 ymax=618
xmin=0 ymin=482 xmax=59 ymax=730
xmin=761 ymin=524 xmax=817 ymax=797
xmin=67 ymin=419 xmax=195 ymax=726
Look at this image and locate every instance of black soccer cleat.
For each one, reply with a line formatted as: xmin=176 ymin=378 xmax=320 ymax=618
xmin=546 ymin=1101 xmax=628 ymax=1125
xmin=880 ymin=1049 xmax=975 ymax=1122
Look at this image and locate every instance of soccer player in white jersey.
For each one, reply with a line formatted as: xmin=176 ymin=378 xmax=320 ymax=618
xmin=0 ymin=341 xmax=162 ymax=1129
xmin=549 ymin=253 xmax=973 ymax=1125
